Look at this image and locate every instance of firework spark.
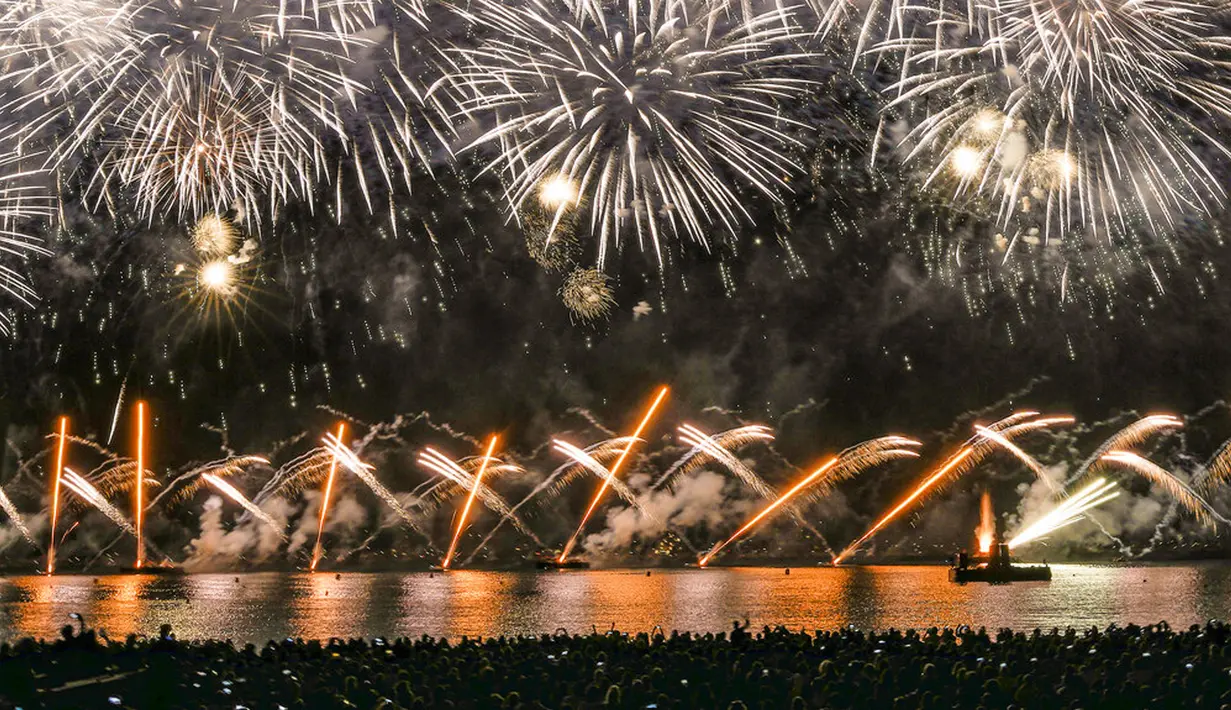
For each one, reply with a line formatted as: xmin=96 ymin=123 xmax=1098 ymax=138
xmin=1100 ymin=450 xmax=1223 ymax=525
xmin=560 ymin=268 xmax=615 ymax=323
xmin=418 ymin=447 xmax=537 ymax=538
xmin=442 ymin=435 xmax=498 ymax=570
xmin=1071 ymin=414 xmax=1183 ymax=483
xmin=201 ymin=473 xmax=285 ymax=538
xmin=134 ymin=400 xmax=146 ymax=569
xmin=311 ymin=423 xmax=346 ymax=572
xmin=46 ymin=416 xmax=68 ymax=573
xmin=559 ymin=386 xmax=669 ymax=562
xmin=0 ymin=480 xmax=33 ymax=546
xmin=322 ymin=432 xmax=421 ymax=530
xmin=456 ymin=0 xmax=819 ymax=263
xmin=1009 ymin=477 xmax=1121 ymax=549
xmin=699 ymin=436 xmax=921 ymax=565
xmin=877 ymin=0 xmax=1231 ymax=248
xmin=62 ymin=468 xmax=135 ymax=536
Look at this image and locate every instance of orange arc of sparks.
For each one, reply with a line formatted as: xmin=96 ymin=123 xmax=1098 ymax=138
xmin=46 ymin=416 xmax=68 ymax=575
xmin=311 ymin=422 xmax=347 ymax=572
xmin=442 ymin=435 xmax=500 ymax=570
xmin=833 ymin=447 xmax=974 ymax=564
xmin=134 ymin=401 xmax=146 ymax=570
xmin=699 ymin=456 xmax=839 ymax=567
xmin=559 ymin=386 xmax=669 ymax=563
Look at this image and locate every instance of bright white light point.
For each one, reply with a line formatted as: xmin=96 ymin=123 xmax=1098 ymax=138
xmin=199 ymin=260 xmax=233 ymax=292
xmin=1054 ymin=153 xmax=1077 ymax=181
xmin=951 ymin=146 xmax=983 ymax=177
xmin=973 ymin=109 xmax=1003 ymax=133
xmin=539 ymin=175 xmax=578 ymax=208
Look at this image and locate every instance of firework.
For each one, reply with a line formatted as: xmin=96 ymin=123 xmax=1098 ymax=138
xmin=322 ymin=432 xmax=421 ymax=530
xmin=973 ymin=419 xmax=1072 ymax=492
xmin=455 ymin=0 xmax=819 ymax=263
xmin=875 ymin=0 xmax=1231 ymax=251
xmin=560 ymin=268 xmax=616 ymax=323
xmin=700 ymin=457 xmax=839 ymax=566
xmin=551 ymin=439 xmax=659 ymax=523
xmin=201 ymin=474 xmax=285 ymax=537
xmin=191 ymin=213 xmax=238 ymax=257
xmin=311 ymin=423 xmax=346 ymax=572
xmin=163 ymin=456 xmax=273 ymax=505
xmin=559 ymin=386 xmax=669 ymax=562
xmin=58 ymin=0 xmax=372 ymax=223
xmin=0 ymin=480 xmax=33 ymax=546
xmin=1100 ymin=450 xmax=1223 ymax=525
xmin=134 ymin=400 xmax=146 ymax=569
xmin=418 ymin=447 xmax=537 ymax=538
xmin=46 ymin=416 xmax=68 ymax=573
xmin=62 ymin=468 xmax=135 ymax=536
xmin=658 ymin=424 xmax=775 ymax=495
xmin=1009 ymin=478 xmax=1121 ymax=549
xmin=699 ymin=436 xmax=921 ymax=565
xmin=976 ymin=488 xmax=994 ymax=553
xmin=442 ymin=435 xmax=499 ymax=570
xmin=1200 ymin=439 xmax=1231 ymax=491
xmin=1072 ymin=414 xmax=1183 ymax=483
xmin=0 ymin=150 xmax=52 ymax=333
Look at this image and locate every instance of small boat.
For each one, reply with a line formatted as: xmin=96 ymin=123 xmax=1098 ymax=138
xmin=119 ymin=564 xmax=185 ymax=576
xmin=949 ymin=541 xmax=1050 ymax=584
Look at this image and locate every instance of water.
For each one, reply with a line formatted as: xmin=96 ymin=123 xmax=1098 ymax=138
xmin=2 ymin=564 xmax=1229 ymax=644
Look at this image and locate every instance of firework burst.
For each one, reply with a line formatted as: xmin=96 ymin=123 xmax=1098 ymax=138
xmin=876 ymin=0 xmax=1231 ymax=254
xmin=455 ymin=0 xmax=820 ymax=263
xmin=560 ymin=267 xmax=616 ymax=322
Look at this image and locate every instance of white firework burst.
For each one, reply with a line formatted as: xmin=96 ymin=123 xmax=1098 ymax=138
xmin=55 ymin=0 xmax=373 ymax=223
xmin=876 ymin=0 xmax=1231 ymax=243
xmin=454 ymin=0 xmax=821 ymax=265
xmin=0 ymin=146 xmax=53 ymax=335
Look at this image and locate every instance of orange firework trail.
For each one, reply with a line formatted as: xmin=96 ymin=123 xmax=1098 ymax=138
xmin=559 ymin=386 xmax=669 ymax=562
xmin=46 ymin=416 xmax=68 ymax=575
xmin=311 ymin=422 xmax=346 ymax=572
xmin=442 ymin=435 xmax=499 ymax=570
xmin=832 ymin=447 xmax=975 ymax=564
xmin=134 ymin=401 xmax=146 ymax=570
xmin=698 ymin=457 xmax=838 ymax=566
xmin=976 ymin=489 xmax=994 ymax=554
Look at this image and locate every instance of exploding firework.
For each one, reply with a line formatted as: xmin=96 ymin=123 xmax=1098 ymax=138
xmin=521 ymin=199 xmax=581 ymax=272
xmin=0 ymin=150 xmax=52 ymax=333
xmin=1072 ymin=414 xmax=1183 ymax=483
xmin=832 ymin=412 xmax=1064 ymax=563
xmin=201 ymin=473 xmax=285 ymax=537
xmin=418 ymin=447 xmax=536 ymax=538
xmin=455 ymin=0 xmax=819 ymax=263
xmin=559 ymin=386 xmax=669 ymax=561
xmin=1100 ymin=450 xmax=1223 ymax=525
xmin=560 ymin=268 xmax=615 ymax=323
xmin=322 ymin=432 xmax=422 ymax=531
xmin=1009 ymin=477 xmax=1121 ymax=548
xmin=46 ymin=416 xmax=68 ymax=573
xmin=875 ymin=0 xmax=1231 ymax=252
xmin=441 ymin=435 xmax=499 ymax=570
xmin=311 ymin=423 xmax=346 ymax=572
xmin=657 ymin=425 xmax=775 ymax=495
xmin=0 ymin=480 xmax=33 ymax=546
xmin=61 ymin=468 xmax=135 ymax=536
xmin=699 ymin=436 xmax=922 ymax=565
xmin=134 ymin=401 xmax=147 ymax=568
xmin=191 ymin=213 xmax=238 ymax=257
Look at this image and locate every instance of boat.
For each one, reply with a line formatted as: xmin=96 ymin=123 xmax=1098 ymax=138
xmin=118 ymin=564 xmax=185 ymax=576
xmin=949 ymin=540 xmax=1050 ymax=584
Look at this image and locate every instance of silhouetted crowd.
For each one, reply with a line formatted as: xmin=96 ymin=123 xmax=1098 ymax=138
xmin=3 ymin=619 xmax=1231 ymax=709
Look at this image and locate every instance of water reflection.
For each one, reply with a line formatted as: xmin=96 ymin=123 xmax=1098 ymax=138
xmin=1 ymin=565 xmax=1229 ymax=644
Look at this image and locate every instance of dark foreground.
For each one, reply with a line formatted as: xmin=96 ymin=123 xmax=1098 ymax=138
xmin=4 ymin=621 xmax=1231 ymax=709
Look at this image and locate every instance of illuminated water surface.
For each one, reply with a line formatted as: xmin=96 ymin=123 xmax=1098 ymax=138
xmin=2 ymin=565 xmax=1228 ymax=643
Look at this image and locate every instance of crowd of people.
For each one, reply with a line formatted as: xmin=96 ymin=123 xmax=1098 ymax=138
xmin=2 ymin=618 xmax=1230 ymax=709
